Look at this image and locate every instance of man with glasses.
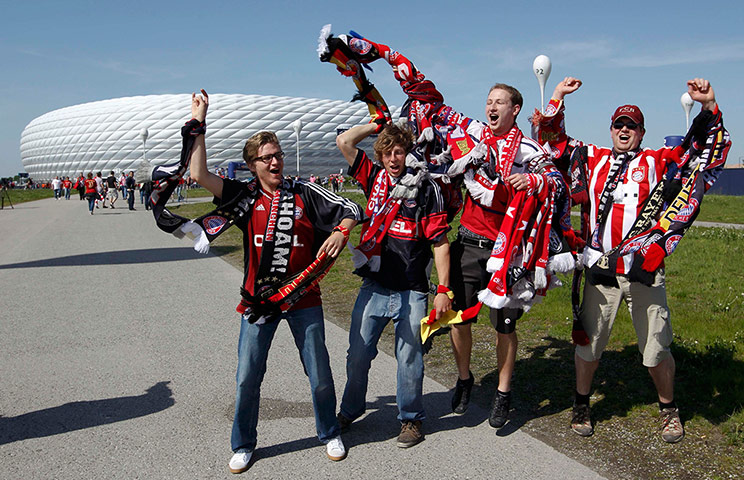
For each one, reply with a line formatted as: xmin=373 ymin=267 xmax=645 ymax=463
xmin=187 ymin=91 xmax=363 ymax=472
xmin=533 ymin=76 xmax=730 ymax=443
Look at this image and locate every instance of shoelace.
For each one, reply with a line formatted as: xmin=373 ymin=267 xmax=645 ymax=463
xmin=661 ymin=411 xmax=681 ymax=431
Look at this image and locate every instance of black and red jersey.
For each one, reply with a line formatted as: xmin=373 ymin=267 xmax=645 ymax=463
xmin=218 ymin=177 xmax=363 ymax=313
xmin=350 ymin=149 xmax=449 ymax=293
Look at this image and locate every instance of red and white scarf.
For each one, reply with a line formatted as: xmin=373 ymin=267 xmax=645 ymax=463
xmin=351 ymin=169 xmax=403 ymax=272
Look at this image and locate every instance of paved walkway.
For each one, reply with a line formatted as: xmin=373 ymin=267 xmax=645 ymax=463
xmin=0 ymin=197 xmax=605 ymax=479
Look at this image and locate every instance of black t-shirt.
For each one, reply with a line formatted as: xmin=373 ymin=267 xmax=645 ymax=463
xmin=349 ymin=149 xmax=449 ymax=292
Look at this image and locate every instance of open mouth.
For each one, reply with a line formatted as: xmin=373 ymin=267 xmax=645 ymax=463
xmin=619 ymin=134 xmax=630 ymax=142
xmin=489 ymin=113 xmax=499 ymax=123
xmin=269 ymin=166 xmax=281 ymax=175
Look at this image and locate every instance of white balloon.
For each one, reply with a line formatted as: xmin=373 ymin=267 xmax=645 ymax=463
xmin=681 ymin=92 xmax=693 ymax=130
xmin=533 ymin=55 xmax=552 ymax=113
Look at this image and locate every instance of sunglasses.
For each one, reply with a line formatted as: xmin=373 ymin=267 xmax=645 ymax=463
xmin=255 ymin=151 xmax=285 ymax=164
xmin=612 ymin=121 xmax=641 ymax=131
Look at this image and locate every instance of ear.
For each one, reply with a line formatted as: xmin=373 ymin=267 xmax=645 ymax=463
xmin=512 ymin=103 xmax=521 ymax=118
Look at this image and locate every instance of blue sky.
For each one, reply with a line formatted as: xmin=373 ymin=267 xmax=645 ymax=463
xmin=2 ymin=0 xmax=743 ymax=178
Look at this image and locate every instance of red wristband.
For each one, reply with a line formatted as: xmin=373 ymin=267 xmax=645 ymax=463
xmin=436 ymin=285 xmax=454 ymax=300
xmin=332 ymin=225 xmax=350 ymax=240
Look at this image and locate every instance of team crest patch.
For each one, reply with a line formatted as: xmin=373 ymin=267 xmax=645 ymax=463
xmin=404 ymin=199 xmax=417 ymax=208
xmin=665 ymin=234 xmax=682 ymax=254
xmin=349 ymin=38 xmax=372 ymax=55
xmin=493 ymin=232 xmax=507 ymax=255
xmin=674 ymin=198 xmax=699 ymax=223
xmin=294 ymin=206 xmax=304 ymax=219
xmin=204 ymin=216 xmax=228 ymax=235
xmin=631 ymin=166 xmax=646 ymax=183
xmin=549 ymin=229 xmax=562 ymax=253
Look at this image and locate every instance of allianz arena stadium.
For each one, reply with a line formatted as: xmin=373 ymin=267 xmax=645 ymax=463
xmin=20 ymin=94 xmax=401 ymax=181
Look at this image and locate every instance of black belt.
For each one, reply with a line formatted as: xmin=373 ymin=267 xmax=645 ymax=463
xmin=458 ymin=234 xmax=494 ymax=250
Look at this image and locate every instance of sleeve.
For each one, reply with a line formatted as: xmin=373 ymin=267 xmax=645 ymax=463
xmin=419 ymin=180 xmax=450 ymax=243
xmin=532 ymin=99 xmax=586 ymax=182
xmin=347 ymin=148 xmax=379 ymax=195
xmin=299 ymin=181 xmax=365 ymax=234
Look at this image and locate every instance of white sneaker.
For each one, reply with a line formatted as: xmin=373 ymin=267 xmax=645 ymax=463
xmin=326 ymin=435 xmax=346 ymax=461
xmin=228 ymin=451 xmax=252 ymax=474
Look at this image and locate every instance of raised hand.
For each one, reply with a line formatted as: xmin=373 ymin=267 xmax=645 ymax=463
xmin=686 ymin=78 xmax=716 ymax=111
xmin=191 ymin=89 xmax=209 ymax=122
xmin=552 ymin=77 xmax=582 ymax=101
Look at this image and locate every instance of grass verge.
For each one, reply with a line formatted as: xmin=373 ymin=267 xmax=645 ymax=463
xmin=170 ymin=191 xmax=743 ymax=480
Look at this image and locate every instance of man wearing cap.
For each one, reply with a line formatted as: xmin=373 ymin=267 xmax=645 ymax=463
xmin=533 ymin=77 xmax=730 ymax=443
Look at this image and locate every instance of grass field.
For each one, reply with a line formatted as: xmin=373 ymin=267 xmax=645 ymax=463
xmin=170 ymin=189 xmax=743 ymax=479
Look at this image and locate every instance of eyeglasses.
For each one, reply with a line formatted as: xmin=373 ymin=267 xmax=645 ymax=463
xmin=255 ymin=151 xmax=285 ymax=164
xmin=612 ymin=121 xmax=641 ymax=131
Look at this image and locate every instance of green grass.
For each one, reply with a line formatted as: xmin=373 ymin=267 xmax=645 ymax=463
xmin=171 ymin=191 xmax=744 ymax=479
xmin=697 ymin=194 xmax=744 ymax=223
xmin=1 ymin=188 xmax=54 ymax=205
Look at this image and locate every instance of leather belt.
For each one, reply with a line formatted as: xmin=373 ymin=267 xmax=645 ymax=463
xmin=458 ymin=234 xmax=494 ymax=250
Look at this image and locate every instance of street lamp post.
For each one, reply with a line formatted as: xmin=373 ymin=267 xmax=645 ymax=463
xmin=140 ymin=128 xmax=149 ymax=163
xmin=292 ymin=119 xmax=302 ymax=178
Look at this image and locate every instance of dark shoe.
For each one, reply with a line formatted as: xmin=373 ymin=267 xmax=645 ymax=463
xmin=489 ymin=391 xmax=511 ymax=428
xmin=337 ymin=412 xmax=353 ymax=433
xmin=660 ymin=407 xmax=684 ymax=443
xmin=571 ymin=403 xmax=594 ymax=437
xmin=397 ymin=420 xmax=424 ymax=448
xmin=451 ymin=372 xmax=474 ymax=414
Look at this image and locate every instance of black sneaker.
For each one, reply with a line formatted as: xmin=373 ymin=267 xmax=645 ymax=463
xmin=570 ymin=403 xmax=594 ymax=437
xmin=451 ymin=372 xmax=474 ymax=414
xmin=337 ymin=412 xmax=353 ymax=433
xmin=489 ymin=391 xmax=511 ymax=428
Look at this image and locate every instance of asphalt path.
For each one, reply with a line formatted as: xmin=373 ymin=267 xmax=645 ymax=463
xmin=0 ymin=196 xmax=605 ymax=479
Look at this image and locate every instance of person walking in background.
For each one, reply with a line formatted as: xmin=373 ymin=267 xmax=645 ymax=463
xmin=125 ymin=171 xmax=136 ymax=210
xmin=105 ymin=171 xmax=118 ymax=209
xmin=75 ymin=173 xmax=85 ymax=200
xmin=119 ymin=172 xmax=128 ymax=200
xmin=84 ymin=173 xmax=97 ymax=215
xmin=51 ymin=176 xmax=62 ymax=200
xmin=62 ymin=176 xmax=72 ymax=200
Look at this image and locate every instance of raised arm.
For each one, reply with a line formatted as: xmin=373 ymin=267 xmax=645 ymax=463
xmin=188 ymin=90 xmax=224 ymax=198
xmin=687 ymin=77 xmax=717 ymax=112
xmin=336 ymin=122 xmax=378 ymax=166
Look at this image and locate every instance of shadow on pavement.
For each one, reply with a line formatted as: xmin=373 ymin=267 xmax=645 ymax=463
xmin=0 ymin=247 xmax=210 ymax=269
xmin=0 ymin=381 xmax=174 ymax=445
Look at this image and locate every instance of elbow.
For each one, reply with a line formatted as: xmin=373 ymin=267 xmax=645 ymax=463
xmin=336 ymin=134 xmax=349 ymax=152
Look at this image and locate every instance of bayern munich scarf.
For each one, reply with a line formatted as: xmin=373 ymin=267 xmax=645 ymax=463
xmin=140 ymin=120 xmax=339 ymax=323
xmin=349 ymin=150 xmax=428 ymax=271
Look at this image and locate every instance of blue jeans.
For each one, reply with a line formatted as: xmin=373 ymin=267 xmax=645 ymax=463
xmin=231 ymin=305 xmax=339 ymax=453
xmin=340 ymin=279 xmax=428 ymax=423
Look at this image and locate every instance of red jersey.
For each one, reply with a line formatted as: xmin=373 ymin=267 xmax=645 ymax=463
xmin=219 ymin=178 xmax=362 ymax=313
xmin=84 ymin=178 xmax=97 ymax=194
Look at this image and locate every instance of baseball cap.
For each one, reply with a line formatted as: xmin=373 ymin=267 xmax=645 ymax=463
xmin=611 ymin=105 xmax=644 ymax=126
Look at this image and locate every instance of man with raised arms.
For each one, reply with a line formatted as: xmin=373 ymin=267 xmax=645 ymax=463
xmin=188 ymin=91 xmax=363 ymax=472
xmin=335 ymin=121 xmax=451 ymax=448
xmin=321 ymin=32 xmax=567 ymax=430
xmin=533 ymin=77 xmax=730 ymax=443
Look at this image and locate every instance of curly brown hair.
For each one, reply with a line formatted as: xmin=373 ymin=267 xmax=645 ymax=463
xmin=373 ymin=124 xmax=414 ymax=163
xmin=242 ymin=131 xmax=280 ymax=166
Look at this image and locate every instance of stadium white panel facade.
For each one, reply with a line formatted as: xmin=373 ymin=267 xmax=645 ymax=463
xmin=20 ymin=94 xmax=401 ymax=181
